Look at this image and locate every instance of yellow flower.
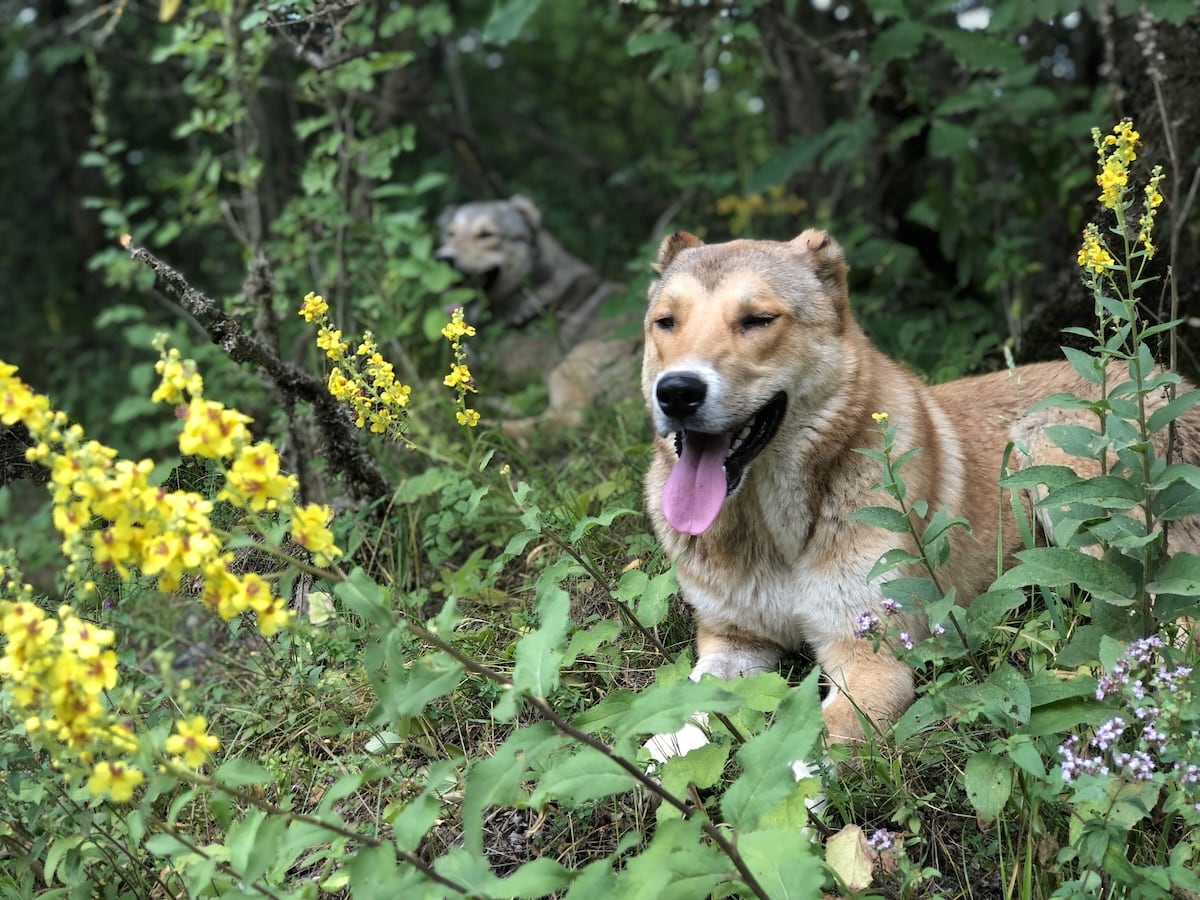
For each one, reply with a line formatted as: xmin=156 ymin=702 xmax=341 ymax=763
xmin=178 ymin=400 xmax=252 ymax=459
xmin=298 ymin=291 xmax=329 ymax=323
xmin=871 ymin=412 xmax=889 ymax=424
xmin=165 ymin=715 xmax=220 ymax=768
xmin=219 ymin=443 xmax=296 ymax=512
xmin=456 ymin=408 xmax=481 ymax=428
xmin=1077 ymin=224 xmax=1114 ymax=275
xmin=152 ymin=348 xmax=204 ymax=405
xmin=443 ymin=364 xmax=474 ymax=391
xmin=86 ymin=759 xmax=144 ymax=803
xmin=290 ymin=503 xmax=342 ymax=566
xmin=441 ymin=310 xmax=477 ymax=341
xmin=316 ymin=326 xmax=348 ymax=360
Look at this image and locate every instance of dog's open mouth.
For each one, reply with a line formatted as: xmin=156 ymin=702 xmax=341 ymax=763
xmin=662 ymin=391 xmax=787 ymax=536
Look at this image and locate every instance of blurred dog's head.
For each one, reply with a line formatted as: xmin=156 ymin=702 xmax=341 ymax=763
xmin=436 ymin=195 xmax=542 ymax=311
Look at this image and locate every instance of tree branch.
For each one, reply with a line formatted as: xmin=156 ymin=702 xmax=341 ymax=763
xmin=119 ymin=235 xmax=389 ymax=502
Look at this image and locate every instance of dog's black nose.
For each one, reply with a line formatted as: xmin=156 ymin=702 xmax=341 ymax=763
xmin=656 ymin=372 xmax=707 ymax=418
xmin=435 ymin=249 xmax=455 ymax=264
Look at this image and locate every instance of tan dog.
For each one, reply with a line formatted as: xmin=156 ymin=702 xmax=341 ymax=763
xmin=437 ymin=196 xmax=636 ymax=438
xmin=643 ymin=228 xmax=1200 ymax=746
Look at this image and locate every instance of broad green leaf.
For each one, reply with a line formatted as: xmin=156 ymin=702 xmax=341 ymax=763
xmin=384 ymin=649 xmax=464 ymax=718
xmin=571 ymin=688 xmax=635 ymax=734
xmin=1148 ymin=388 xmax=1200 ymax=433
xmin=391 ymin=761 xmax=453 ymax=852
xmin=867 ymin=547 xmax=921 ymax=582
xmin=1006 ymin=734 xmax=1047 ymax=779
xmin=997 ymin=464 xmax=1080 ymax=490
xmin=870 ymin=20 xmax=926 ymax=63
xmin=984 ymin=663 xmax=1031 ymax=727
xmin=739 ymin=827 xmax=824 ymax=898
xmin=964 ymin=588 xmax=1026 ymax=632
xmin=1038 ymin=476 xmax=1142 ymax=510
xmin=620 ymin=818 xmax=730 ymax=900
xmin=616 ymin=677 xmax=744 ymax=740
xmin=511 ymin=582 xmax=570 ymax=699
xmin=495 ymin=856 xmax=576 ymax=898
xmin=530 ymin=744 xmax=638 ymax=807
xmin=721 ymin=672 xmax=823 ymax=830
xmin=333 ymin=567 xmax=394 ymax=628
xmin=627 ymin=31 xmax=681 ymax=56
xmin=462 ymin=722 xmax=566 ymax=854
xmin=564 ymin=618 xmax=621 ymax=664
xmin=964 ymin=753 xmax=1013 ymax=822
xmin=993 ymin=547 xmax=1135 ymax=605
xmin=658 ymin=740 xmax=730 ymax=820
xmin=848 ymin=505 xmax=910 ymax=533
xmin=1145 ymin=551 xmax=1200 ymax=596
xmin=482 ymin=0 xmax=543 ymax=45
xmin=1044 ymin=423 xmax=1109 ymax=459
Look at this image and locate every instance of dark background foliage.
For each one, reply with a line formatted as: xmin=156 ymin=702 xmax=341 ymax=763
xmin=2 ymin=0 xmax=1198 ymax=436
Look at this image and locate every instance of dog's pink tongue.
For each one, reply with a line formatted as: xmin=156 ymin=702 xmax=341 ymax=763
xmin=662 ymin=432 xmax=731 ymax=535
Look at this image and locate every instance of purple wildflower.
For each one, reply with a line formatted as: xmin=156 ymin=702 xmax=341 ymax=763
xmin=931 ymin=623 xmax=946 ymax=636
xmin=898 ymin=631 xmax=914 ymax=651
xmin=855 ymin=611 xmax=880 ymax=638
xmin=866 ymin=829 xmax=893 ymax=851
xmin=880 ymin=598 xmax=903 ymax=614
xmin=1091 ymin=717 xmax=1126 ymax=752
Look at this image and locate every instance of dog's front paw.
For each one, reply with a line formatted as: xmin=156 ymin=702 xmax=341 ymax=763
xmin=643 ymin=713 xmax=711 ymax=764
xmin=691 ymin=651 xmax=774 ymax=682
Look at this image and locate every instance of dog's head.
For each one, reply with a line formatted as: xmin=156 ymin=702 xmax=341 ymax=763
xmin=643 ymin=229 xmax=851 ymax=535
xmin=436 ymin=195 xmax=541 ymax=310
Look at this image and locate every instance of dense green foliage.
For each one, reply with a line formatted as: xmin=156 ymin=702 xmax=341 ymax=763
xmin=2 ymin=0 xmax=1200 ymax=897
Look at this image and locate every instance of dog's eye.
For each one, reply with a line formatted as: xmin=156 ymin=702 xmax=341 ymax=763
xmin=654 ymin=315 xmax=675 ymax=331
xmin=476 ymin=229 xmax=496 ymax=239
xmin=741 ymin=314 xmax=777 ymax=331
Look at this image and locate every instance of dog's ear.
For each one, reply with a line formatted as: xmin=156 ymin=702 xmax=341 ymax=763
xmin=653 ymin=232 xmax=704 ymax=274
xmin=791 ymin=229 xmax=846 ymax=288
xmin=509 ymin=195 xmax=543 ymax=232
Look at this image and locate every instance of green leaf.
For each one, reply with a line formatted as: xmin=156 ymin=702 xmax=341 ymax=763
xmin=619 ymin=818 xmax=730 ymax=900
xmin=627 ymin=31 xmax=681 ymax=56
xmin=993 ymin=547 xmax=1135 ymax=605
xmin=530 ymin=744 xmax=638 ymax=807
xmin=1063 ymin=351 xmax=1103 ymax=392
xmin=391 ymin=761 xmax=453 ymax=852
xmin=1038 ymin=476 xmax=1142 ymax=510
xmin=462 ymin=722 xmax=566 ymax=854
xmin=1147 ymin=388 xmax=1200 ymax=433
xmin=1006 ymin=734 xmax=1047 ymax=779
xmin=964 ymin=752 xmax=1013 ymax=822
xmin=870 ymin=19 xmax=926 ymax=64
xmin=738 ymin=827 xmax=825 ymax=898
xmin=495 ymin=856 xmax=576 ymax=898
xmin=511 ymin=582 xmax=570 ymax=699
xmin=983 ymin=663 xmax=1031 ymax=727
xmin=333 ymin=568 xmax=394 ymax=628
xmin=615 ymin=677 xmax=744 ymax=740
xmin=868 ymin=547 xmax=921 ymax=582
xmin=1146 ymin=551 xmax=1200 ymax=596
xmin=997 ymin=464 xmax=1081 ymax=490
xmin=383 ymin=648 xmax=465 ymax=718
xmin=482 ymin=0 xmax=542 ymax=45
xmin=658 ymin=740 xmax=730 ymax=813
xmin=848 ymin=505 xmax=910 ymax=532
xmin=720 ymin=672 xmax=824 ymax=830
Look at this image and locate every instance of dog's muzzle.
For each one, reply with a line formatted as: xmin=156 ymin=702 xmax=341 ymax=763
xmin=656 ymin=371 xmax=708 ymax=420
